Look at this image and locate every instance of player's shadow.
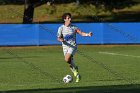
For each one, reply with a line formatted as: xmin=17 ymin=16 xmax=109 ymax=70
xmin=1 ymin=84 xmax=140 ymax=93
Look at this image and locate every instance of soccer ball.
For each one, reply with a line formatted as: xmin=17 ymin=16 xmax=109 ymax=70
xmin=63 ymin=75 xmax=72 ymax=83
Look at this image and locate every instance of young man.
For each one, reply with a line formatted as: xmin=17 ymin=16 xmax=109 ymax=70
xmin=57 ymin=13 xmax=92 ymax=82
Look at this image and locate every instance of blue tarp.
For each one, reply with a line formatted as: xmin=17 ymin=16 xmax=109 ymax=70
xmin=0 ymin=23 xmax=140 ymax=46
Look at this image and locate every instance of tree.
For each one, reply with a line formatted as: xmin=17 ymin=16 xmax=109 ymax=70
xmin=23 ymin=0 xmax=34 ymax=23
xmin=23 ymin=0 xmax=41 ymax=23
xmin=23 ymin=0 xmax=49 ymax=23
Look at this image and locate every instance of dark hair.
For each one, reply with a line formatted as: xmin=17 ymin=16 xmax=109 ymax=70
xmin=62 ymin=13 xmax=71 ymax=20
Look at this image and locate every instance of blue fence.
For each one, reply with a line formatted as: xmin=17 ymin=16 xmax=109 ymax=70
xmin=0 ymin=23 xmax=140 ymax=46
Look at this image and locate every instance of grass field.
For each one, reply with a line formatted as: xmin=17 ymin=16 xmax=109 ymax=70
xmin=0 ymin=45 xmax=140 ymax=93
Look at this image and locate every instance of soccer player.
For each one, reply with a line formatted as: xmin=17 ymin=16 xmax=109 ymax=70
xmin=57 ymin=13 xmax=92 ymax=82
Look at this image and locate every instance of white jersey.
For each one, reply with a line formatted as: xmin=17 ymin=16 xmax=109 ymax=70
xmin=57 ymin=24 xmax=78 ymax=48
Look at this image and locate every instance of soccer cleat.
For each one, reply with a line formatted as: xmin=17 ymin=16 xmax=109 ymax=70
xmin=76 ymin=74 xmax=81 ymax=83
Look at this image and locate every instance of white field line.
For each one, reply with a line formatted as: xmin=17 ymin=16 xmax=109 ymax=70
xmin=98 ymin=52 xmax=140 ymax=58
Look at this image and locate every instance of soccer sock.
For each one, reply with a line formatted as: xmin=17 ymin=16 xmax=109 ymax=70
xmin=67 ymin=60 xmax=74 ymax=73
xmin=71 ymin=57 xmax=77 ymax=70
xmin=67 ymin=56 xmax=77 ymax=73
xmin=69 ymin=63 xmax=75 ymax=73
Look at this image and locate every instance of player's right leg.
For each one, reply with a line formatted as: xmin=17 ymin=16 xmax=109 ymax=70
xmin=64 ymin=53 xmax=73 ymax=68
xmin=64 ymin=53 xmax=77 ymax=74
xmin=63 ymin=47 xmax=81 ymax=82
xmin=63 ymin=47 xmax=77 ymax=72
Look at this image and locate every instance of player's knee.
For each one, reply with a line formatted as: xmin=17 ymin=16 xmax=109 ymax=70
xmin=65 ymin=58 xmax=71 ymax=63
xmin=64 ymin=58 xmax=69 ymax=62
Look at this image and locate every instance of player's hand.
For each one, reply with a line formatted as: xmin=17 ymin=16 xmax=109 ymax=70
xmin=58 ymin=37 xmax=65 ymax=42
xmin=60 ymin=38 xmax=65 ymax=42
xmin=88 ymin=32 xmax=92 ymax=37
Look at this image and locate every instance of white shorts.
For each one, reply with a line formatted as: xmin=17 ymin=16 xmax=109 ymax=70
xmin=63 ymin=46 xmax=77 ymax=56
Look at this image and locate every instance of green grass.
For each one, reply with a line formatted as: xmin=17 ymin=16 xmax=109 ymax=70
xmin=0 ymin=45 xmax=140 ymax=92
xmin=0 ymin=3 xmax=140 ymax=23
xmin=0 ymin=5 xmax=24 ymax=23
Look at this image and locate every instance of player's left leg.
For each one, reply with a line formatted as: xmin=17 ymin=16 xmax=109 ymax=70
xmin=71 ymin=56 xmax=78 ymax=76
xmin=71 ymin=56 xmax=81 ymax=82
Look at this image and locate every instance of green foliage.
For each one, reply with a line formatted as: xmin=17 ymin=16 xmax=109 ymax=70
xmin=0 ymin=0 xmax=6 ymax=4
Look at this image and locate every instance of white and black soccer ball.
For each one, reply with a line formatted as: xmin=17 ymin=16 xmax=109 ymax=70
xmin=63 ymin=75 xmax=72 ymax=83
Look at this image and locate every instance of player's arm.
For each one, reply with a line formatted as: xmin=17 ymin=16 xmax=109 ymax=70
xmin=76 ymin=29 xmax=92 ymax=37
xmin=57 ymin=27 xmax=65 ymax=42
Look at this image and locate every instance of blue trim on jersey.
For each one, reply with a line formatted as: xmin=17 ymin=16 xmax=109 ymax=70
xmin=64 ymin=34 xmax=74 ymax=41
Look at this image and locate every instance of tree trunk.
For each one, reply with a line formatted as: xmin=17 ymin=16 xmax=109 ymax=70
xmin=23 ymin=0 xmax=34 ymax=24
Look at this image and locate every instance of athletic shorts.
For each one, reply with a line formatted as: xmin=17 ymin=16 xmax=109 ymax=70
xmin=63 ymin=46 xmax=77 ymax=56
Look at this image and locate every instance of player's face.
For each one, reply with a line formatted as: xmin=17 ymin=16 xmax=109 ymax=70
xmin=64 ymin=16 xmax=71 ymax=23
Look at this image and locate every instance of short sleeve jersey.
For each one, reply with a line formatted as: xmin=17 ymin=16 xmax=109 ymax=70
xmin=57 ymin=24 xmax=78 ymax=48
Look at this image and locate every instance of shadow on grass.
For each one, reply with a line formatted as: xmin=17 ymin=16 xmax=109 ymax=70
xmin=74 ymin=10 xmax=140 ymax=22
xmin=94 ymin=10 xmax=140 ymax=22
xmin=112 ymin=11 xmax=140 ymax=22
xmin=35 ymin=10 xmax=140 ymax=24
xmin=1 ymin=84 xmax=140 ymax=93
